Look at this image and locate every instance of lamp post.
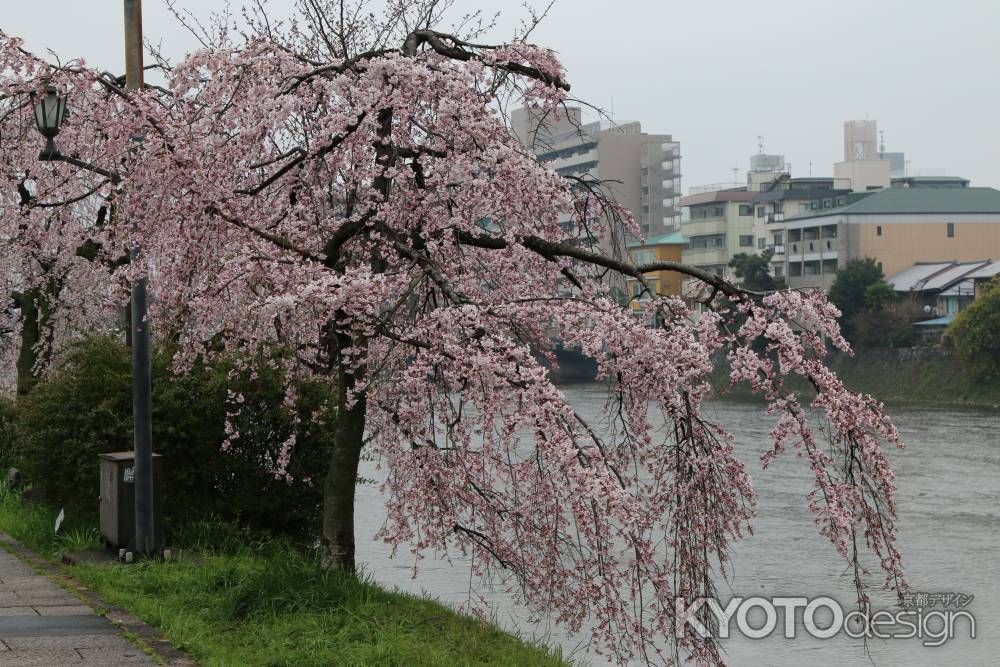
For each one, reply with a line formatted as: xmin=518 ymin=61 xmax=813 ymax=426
xmin=32 ymin=0 xmax=158 ymax=557
xmin=122 ymin=0 xmax=156 ymax=559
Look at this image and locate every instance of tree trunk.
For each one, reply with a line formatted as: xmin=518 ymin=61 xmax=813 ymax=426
xmin=14 ymin=290 xmax=39 ymax=396
xmin=320 ymin=353 xmax=367 ymax=572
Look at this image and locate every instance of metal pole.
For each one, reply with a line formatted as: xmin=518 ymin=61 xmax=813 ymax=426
xmin=124 ymin=0 xmax=156 ymax=556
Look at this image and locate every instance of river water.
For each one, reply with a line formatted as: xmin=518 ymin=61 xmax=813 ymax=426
xmin=355 ymin=384 xmax=999 ymax=666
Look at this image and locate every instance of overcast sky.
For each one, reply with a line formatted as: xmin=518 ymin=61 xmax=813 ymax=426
xmin=5 ymin=0 xmax=998 ymax=190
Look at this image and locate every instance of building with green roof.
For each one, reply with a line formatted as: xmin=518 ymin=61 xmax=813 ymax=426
xmin=780 ymin=187 xmax=1000 ymax=291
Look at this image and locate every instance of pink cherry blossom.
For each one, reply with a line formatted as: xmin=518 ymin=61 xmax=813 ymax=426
xmin=0 ymin=5 xmax=905 ymax=664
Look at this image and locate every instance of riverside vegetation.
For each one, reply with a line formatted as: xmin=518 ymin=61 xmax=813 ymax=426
xmin=0 ymin=339 xmax=565 ymax=666
xmin=0 ymin=486 xmax=564 ymax=666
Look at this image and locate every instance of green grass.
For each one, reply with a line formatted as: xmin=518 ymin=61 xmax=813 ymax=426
xmin=0 ymin=485 xmax=565 ymax=667
xmin=0 ymin=481 xmax=102 ymax=558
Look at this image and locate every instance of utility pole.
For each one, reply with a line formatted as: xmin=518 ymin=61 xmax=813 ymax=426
xmin=124 ymin=0 xmax=156 ymax=556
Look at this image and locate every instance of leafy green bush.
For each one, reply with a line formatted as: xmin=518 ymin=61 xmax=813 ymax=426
xmin=14 ymin=336 xmax=335 ymax=540
xmin=828 ymin=257 xmax=886 ymax=342
xmin=950 ymin=278 xmax=1000 ymax=380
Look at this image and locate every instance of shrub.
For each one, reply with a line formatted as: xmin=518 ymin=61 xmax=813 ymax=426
xmin=950 ymin=278 xmax=1000 ymax=380
xmin=828 ymin=258 xmax=886 ymax=341
xmin=851 ymin=299 xmax=923 ymax=349
xmin=14 ymin=336 xmax=335 ymax=540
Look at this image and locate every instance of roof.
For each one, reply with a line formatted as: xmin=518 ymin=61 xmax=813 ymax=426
xmin=967 ymin=261 xmax=1000 ymax=280
xmin=914 ymin=315 xmax=956 ymax=327
xmin=786 ymin=186 xmax=1000 ymax=220
xmin=891 ymin=175 xmax=971 ymax=185
xmin=679 ymin=190 xmax=754 ymax=206
xmin=888 ymin=260 xmax=991 ymax=292
xmin=923 ymin=261 xmax=990 ymax=290
xmin=887 ymin=262 xmax=955 ymax=291
xmin=627 ymin=231 xmax=687 ymax=248
xmin=751 ymin=187 xmax=849 ymax=205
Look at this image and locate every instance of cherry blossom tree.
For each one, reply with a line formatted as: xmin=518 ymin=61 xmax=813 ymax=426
xmin=0 ymin=2 xmax=906 ymax=663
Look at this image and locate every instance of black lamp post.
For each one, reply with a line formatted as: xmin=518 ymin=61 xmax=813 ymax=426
xmin=32 ymin=88 xmax=120 ymax=184
xmin=33 ymin=86 xmax=67 ymax=161
xmin=31 ymin=86 xmax=157 ymax=556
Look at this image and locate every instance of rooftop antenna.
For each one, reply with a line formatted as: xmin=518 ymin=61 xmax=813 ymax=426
xmin=757 ymin=135 xmax=764 ymax=155
xmin=879 ymin=129 xmax=885 ymax=158
xmin=732 ymin=166 xmax=740 ymax=187
xmin=809 ymin=161 xmax=813 ymax=177
xmin=610 ymin=96 xmax=615 ymax=128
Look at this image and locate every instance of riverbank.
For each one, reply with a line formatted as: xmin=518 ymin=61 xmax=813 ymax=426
xmin=0 ymin=484 xmax=566 ymax=667
xmin=713 ymin=347 xmax=1000 ymax=408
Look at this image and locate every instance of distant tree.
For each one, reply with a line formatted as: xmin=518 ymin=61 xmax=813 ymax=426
xmin=950 ymin=278 xmax=1000 ymax=380
xmin=828 ymin=258 xmax=886 ymax=341
xmin=728 ymin=249 xmax=785 ymax=291
xmin=852 ymin=299 xmax=922 ymax=348
xmin=864 ymin=281 xmax=898 ymax=311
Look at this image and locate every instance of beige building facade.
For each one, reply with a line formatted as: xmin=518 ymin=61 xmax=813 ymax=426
xmin=511 ymin=107 xmax=682 ymax=245
xmin=784 ymin=188 xmax=1000 ymax=291
xmin=679 ymin=190 xmax=756 ymax=296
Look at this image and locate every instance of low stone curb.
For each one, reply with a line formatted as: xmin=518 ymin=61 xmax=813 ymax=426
xmin=0 ymin=534 xmax=198 ymax=666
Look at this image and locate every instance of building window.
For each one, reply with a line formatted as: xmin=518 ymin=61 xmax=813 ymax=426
xmin=789 ymin=263 xmax=802 ymax=277
xmin=713 ymin=205 xmax=725 ymax=217
xmin=809 ymin=242 xmax=814 ymax=251
xmin=739 ymin=205 xmax=753 ymax=216
xmin=739 ymin=235 xmax=754 ymax=247
xmin=756 ymin=206 xmax=766 ymax=217
xmin=758 ymin=237 xmax=767 ymax=249
xmin=774 ymin=265 xmax=784 ymax=278
xmin=877 ymin=225 xmax=882 ymax=236
xmin=774 ymin=201 xmax=784 ymax=214
xmin=823 ymin=199 xmax=833 ymax=208
xmin=826 ymin=240 xmax=832 ymax=250
xmin=632 ymin=249 xmax=655 ymax=264
xmin=947 ymin=223 xmax=955 ymax=238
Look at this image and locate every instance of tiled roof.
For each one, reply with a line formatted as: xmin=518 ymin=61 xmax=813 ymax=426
xmin=967 ymin=261 xmax=1000 ymax=280
xmin=888 ymin=260 xmax=991 ymax=292
xmin=887 ymin=262 xmax=955 ymax=291
xmin=922 ymin=261 xmax=991 ymax=290
xmin=787 ymin=187 xmax=1000 ymax=220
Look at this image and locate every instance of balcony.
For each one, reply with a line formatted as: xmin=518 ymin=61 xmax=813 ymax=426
xmin=770 ymin=244 xmax=785 ymax=256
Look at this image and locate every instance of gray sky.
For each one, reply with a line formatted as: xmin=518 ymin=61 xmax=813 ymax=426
xmin=5 ymin=0 xmax=998 ymax=190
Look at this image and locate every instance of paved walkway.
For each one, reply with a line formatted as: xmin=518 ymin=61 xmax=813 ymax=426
xmin=0 ymin=545 xmax=154 ymax=666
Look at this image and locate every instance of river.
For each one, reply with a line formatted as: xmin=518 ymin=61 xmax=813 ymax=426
xmin=355 ymin=385 xmax=1000 ymax=666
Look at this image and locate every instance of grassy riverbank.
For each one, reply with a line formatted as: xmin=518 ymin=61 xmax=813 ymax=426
xmin=713 ymin=348 xmax=1000 ymax=408
xmin=0 ymin=484 xmax=565 ymax=667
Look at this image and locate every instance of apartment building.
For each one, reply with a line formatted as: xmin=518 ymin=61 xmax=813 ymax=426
xmin=679 ymin=188 xmax=755 ymax=288
xmin=511 ymin=107 xmax=682 ymax=245
xmin=783 ymin=187 xmax=1000 ymax=291
xmin=750 ymin=176 xmax=850 ymax=282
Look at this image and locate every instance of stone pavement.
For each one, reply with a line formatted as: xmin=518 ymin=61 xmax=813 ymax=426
xmin=0 ymin=543 xmax=155 ymax=666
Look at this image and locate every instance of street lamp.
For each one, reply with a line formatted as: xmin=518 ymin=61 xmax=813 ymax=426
xmin=33 ymin=86 xmax=68 ymax=160
xmin=32 ymin=88 xmax=121 ymax=184
xmin=31 ymin=88 xmax=156 ymax=557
